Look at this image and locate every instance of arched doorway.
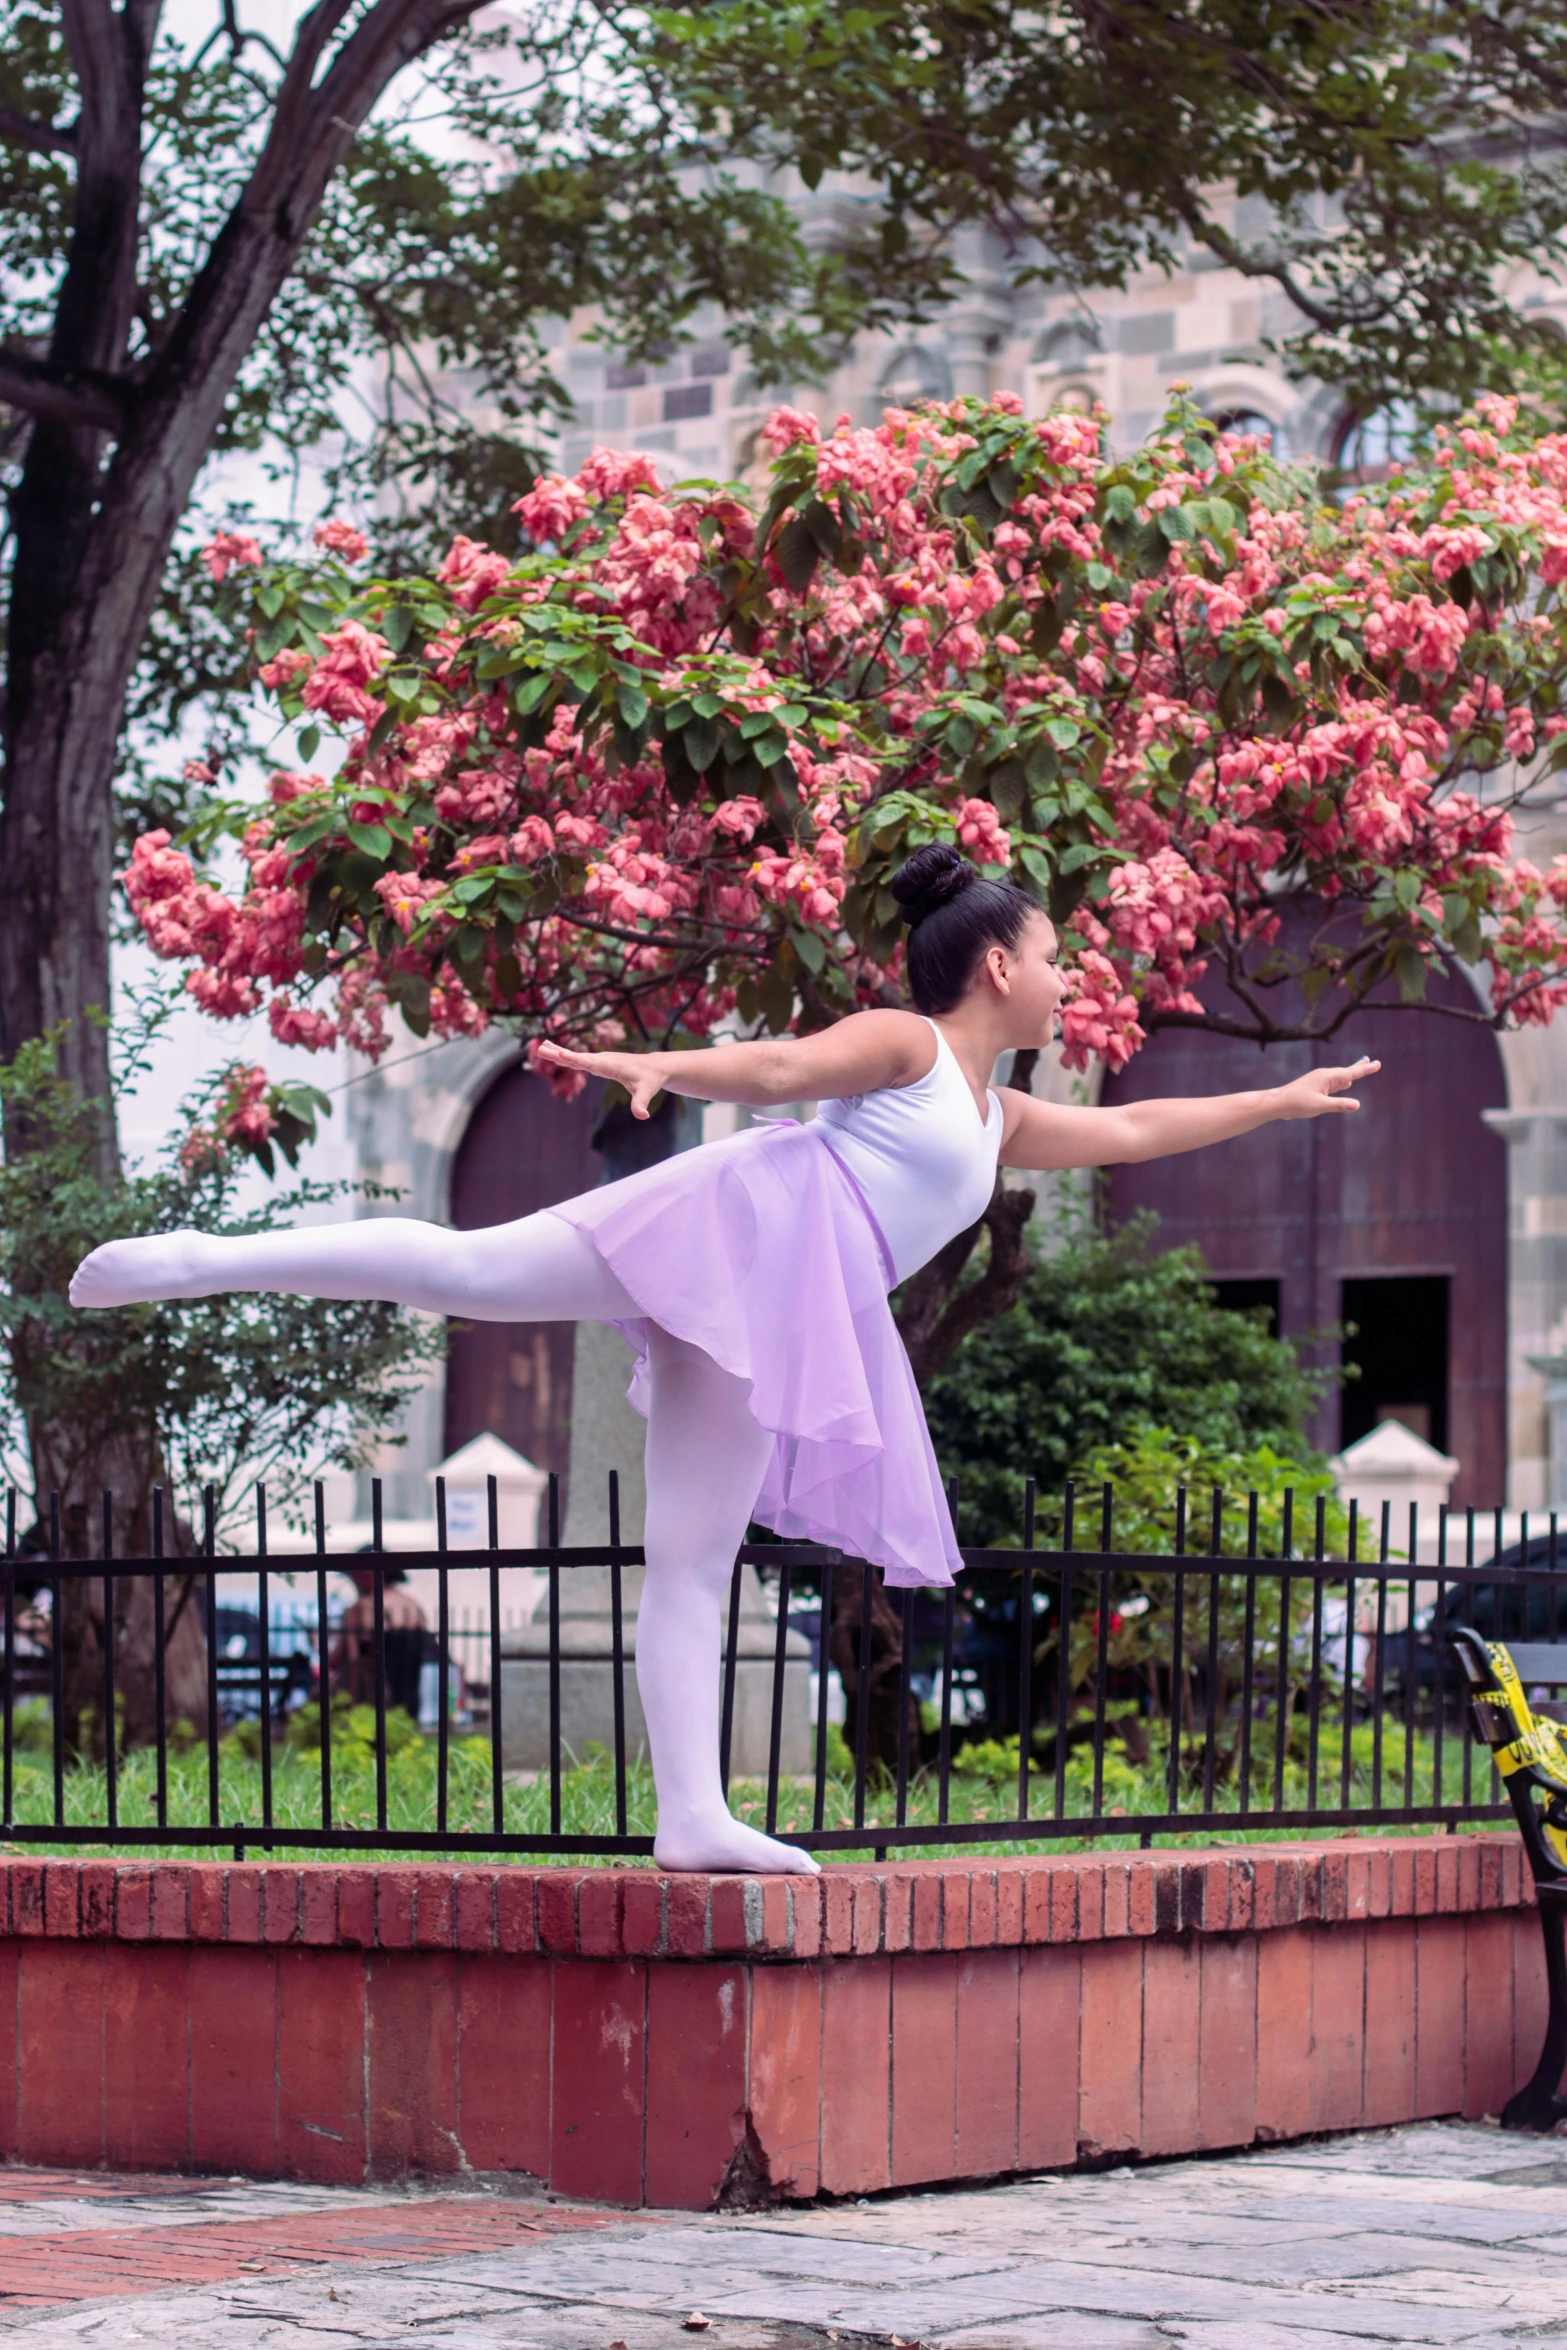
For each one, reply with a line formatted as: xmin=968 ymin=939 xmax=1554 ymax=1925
xmin=443 ymin=1064 xmax=602 ymax=1494
xmin=1101 ymin=960 xmax=1509 ymax=1503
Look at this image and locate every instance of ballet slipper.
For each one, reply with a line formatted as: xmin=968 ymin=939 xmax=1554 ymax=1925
xmin=70 ymin=1234 xmax=212 ymax=1308
xmin=653 ymin=1812 xmax=822 ymax=1875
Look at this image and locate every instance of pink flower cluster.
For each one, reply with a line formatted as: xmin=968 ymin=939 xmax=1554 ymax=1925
xmin=179 ymin=1064 xmax=277 ymax=1174
xmin=202 ymin=531 xmax=262 ymax=584
xmin=134 ymin=387 xmax=1567 ymax=1074
xmin=314 ymin=518 xmax=369 ymax=563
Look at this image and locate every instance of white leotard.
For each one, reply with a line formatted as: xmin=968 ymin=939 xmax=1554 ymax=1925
xmin=813 ymin=1018 xmax=1004 ymax=1284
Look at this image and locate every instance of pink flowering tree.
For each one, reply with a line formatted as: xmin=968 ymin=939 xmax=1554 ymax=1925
xmin=132 ymin=392 xmax=1567 ymax=1095
xmin=126 ymin=386 xmax=1567 ymax=1366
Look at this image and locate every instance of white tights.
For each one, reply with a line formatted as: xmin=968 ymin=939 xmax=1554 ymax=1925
xmin=70 ymin=1217 xmax=814 ymax=1876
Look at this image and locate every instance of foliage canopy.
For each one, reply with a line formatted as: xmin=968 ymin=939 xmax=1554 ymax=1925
xmin=919 ymin=1204 xmax=1336 ymax=1547
xmin=123 ymin=388 xmax=1567 ymax=1164
xmin=0 ymin=1026 xmax=438 ymax=1535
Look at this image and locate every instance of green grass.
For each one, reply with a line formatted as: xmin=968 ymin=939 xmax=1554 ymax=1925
xmin=0 ymin=1706 xmax=1508 ymax=1864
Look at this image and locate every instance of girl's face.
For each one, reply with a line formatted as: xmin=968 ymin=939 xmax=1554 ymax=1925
xmin=976 ymin=909 xmax=1067 ymax=1044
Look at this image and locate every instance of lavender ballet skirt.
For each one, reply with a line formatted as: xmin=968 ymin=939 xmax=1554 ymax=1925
xmin=548 ymin=1120 xmax=960 ymax=1587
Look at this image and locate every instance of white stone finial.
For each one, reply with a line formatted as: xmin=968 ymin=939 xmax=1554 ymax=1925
xmin=429 ymin=1432 xmax=548 ymax=1547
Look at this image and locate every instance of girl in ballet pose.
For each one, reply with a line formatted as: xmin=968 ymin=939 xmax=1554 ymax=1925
xmin=72 ymin=846 xmax=1379 ymax=1875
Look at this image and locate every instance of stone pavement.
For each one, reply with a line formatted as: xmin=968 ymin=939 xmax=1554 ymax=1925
xmin=0 ymin=2123 xmax=1563 ymax=2345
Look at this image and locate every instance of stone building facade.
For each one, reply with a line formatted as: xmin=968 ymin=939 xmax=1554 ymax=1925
xmin=343 ymin=204 xmax=1567 ymax=1518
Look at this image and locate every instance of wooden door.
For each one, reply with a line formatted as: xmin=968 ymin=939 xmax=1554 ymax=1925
xmin=442 ymin=1064 xmax=603 ymax=1489
xmin=1101 ymin=951 xmax=1508 ymax=1503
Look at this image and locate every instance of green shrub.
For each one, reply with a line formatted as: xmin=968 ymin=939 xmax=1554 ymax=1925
xmin=920 ymin=1203 xmax=1335 ymax=1545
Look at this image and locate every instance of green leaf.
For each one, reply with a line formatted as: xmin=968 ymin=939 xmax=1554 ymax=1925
xmin=285 ymin=815 xmax=337 ymax=855
xmin=757 ymin=962 xmax=795 ymax=1033
xmin=1044 ymin=718 xmax=1082 ymax=750
xmin=617 ymin=682 xmax=650 ymax=729
xmin=775 ymin=515 xmax=822 ymax=594
xmin=802 ymin=498 xmax=843 ymax=558
xmin=296 ymin=725 xmax=320 ymax=764
xmin=381 ymin=607 xmax=414 ymax=653
xmin=345 ymin=821 xmax=392 ymax=860
xmin=684 ymin=718 xmax=721 ymax=772
xmin=1393 ymin=944 xmax=1429 ymax=1003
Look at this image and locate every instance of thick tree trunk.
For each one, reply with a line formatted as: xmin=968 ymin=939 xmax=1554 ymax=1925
xmin=829 ymin=1569 xmax=920 ymax=1779
xmin=0 ymin=0 xmax=154 ymax=1157
xmin=0 ymin=0 xmax=482 ymax=1118
xmin=1 ymin=0 xmax=485 ymax=1746
xmin=42 ymin=1467 xmax=210 ymax=1757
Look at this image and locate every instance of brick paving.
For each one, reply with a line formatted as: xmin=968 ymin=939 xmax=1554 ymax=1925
xmin=0 ymin=2196 xmax=621 ymax=2307
xmin=0 ymin=2122 xmax=1563 ymax=2344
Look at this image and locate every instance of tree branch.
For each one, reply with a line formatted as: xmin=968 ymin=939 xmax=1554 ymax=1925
xmin=895 ymin=1178 xmax=1039 ymax=1387
xmin=0 ymin=103 xmax=76 ymax=157
xmin=1175 ymin=198 xmax=1387 ymax=334
xmin=58 ymin=0 xmax=128 ymax=146
xmin=0 ymin=346 xmax=128 ymax=433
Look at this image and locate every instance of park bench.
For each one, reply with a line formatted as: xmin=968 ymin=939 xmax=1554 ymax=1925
xmin=1451 ymin=1627 xmax=1567 ymax=2128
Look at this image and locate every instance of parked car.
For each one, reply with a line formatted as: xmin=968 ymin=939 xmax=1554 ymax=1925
xmin=1392 ymin=1531 xmax=1567 ymax=1703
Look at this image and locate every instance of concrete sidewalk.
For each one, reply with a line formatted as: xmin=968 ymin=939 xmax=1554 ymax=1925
xmin=0 ymin=2121 xmax=1559 ymax=2346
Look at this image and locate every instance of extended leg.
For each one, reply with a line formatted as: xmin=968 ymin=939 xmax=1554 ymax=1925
xmin=69 ymin=1210 xmax=635 ymax=1324
xmin=638 ymin=1326 xmax=818 ymax=1875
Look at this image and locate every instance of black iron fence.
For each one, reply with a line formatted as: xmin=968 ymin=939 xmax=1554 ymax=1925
xmin=0 ymin=1471 xmax=1548 ymax=1859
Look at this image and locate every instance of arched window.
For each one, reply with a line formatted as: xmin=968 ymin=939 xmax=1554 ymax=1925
xmin=443 ymin=1065 xmax=601 ymax=1488
xmin=1333 ymin=399 xmax=1421 ymax=483
xmin=876 ymin=343 xmax=954 ymax=406
xmin=1210 ymin=407 xmax=1289 ymax=461
xmin=1032 ymin=319 xmax=1103 ymax=372
xmin=1099 ymin=903 xmax=1507 ymax=1500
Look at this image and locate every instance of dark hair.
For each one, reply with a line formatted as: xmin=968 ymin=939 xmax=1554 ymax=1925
xmin=889 ymin=844 xmax=1039 ymax=1014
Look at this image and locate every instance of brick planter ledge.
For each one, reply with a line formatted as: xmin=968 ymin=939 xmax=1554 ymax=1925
xmin=0 ymin=1839 xmax=1541 ymax=2207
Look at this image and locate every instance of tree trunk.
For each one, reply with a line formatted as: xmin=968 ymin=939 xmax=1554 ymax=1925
xmin=0 ymin=0 xmax=153 ymax=1156
xmin=1 ymin=0 xmax=488 ymax=1747
xmin=43 ymin=1471 xmax=209 ymax=1758
xmin=828 ymin=1568 xmax=920 ymax=1778
xmin=2 ymin=0 xmax=489 ymax=1106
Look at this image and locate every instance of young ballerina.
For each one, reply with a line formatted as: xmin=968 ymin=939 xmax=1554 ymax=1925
xmin=71 ymin=845 xmax=1379 ymax=1875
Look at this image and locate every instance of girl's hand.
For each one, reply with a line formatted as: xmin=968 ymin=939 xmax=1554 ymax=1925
xmin=534 ymin=1039 xmax=667 ymax=1118
xmin=1275 ymin=1057 xmax=1381 ymax=1119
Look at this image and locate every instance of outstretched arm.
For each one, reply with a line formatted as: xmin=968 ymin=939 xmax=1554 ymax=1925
xmin=535 ymin=1008 xmax=935 ymax=1115
xmin=997 ymin=1058 xmax=1381 ymax=1170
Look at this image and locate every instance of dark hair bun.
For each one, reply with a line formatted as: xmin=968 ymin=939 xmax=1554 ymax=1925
xmin=889 ymin=844 xmax=979 ymax=927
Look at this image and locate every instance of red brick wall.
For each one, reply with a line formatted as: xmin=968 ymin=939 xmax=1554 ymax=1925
xmin=0 ymin=1839 xmax=1540 ymax=2206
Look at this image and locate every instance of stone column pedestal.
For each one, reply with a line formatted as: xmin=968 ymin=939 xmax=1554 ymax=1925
xmin=497 ymin=1561 xmax=813 ymax=1776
